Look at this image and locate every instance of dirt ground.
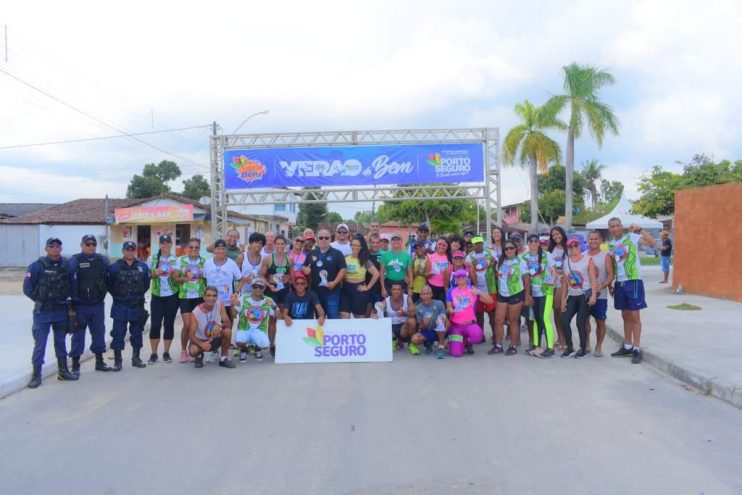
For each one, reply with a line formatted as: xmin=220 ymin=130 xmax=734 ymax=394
xmin=0 ymin=268 xmax=26 ymax=295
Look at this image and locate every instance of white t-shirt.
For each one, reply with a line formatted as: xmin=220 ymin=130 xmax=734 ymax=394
xmin=330 ymin=241 xmax=352 ymax=257
xmin=240 ymin=251 xmax=263 ymax=294
xmin=193 ymin=300 xmax=222 ymax=340
xmin=203 ymin=257 xmax=242 ymax=306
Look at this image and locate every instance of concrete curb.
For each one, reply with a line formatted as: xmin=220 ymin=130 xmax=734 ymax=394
xmin=0 ymin=350 xmax=96 ymax=399
xmin=605 ymin=324 xmax=742 ymax=410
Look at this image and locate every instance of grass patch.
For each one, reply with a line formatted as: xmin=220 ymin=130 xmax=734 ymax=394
xmin=667 ymin=303 xmax=702 ymax=311
xmin=640 ymin=256 xmax=662 ymax=266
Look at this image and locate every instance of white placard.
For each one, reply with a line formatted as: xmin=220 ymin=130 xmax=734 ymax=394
xmin=275 ymin=318 xmax=393 ymax=364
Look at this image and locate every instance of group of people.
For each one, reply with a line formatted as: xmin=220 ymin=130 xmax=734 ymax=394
xmin=23 ymin=216 xmax=656 ymax=389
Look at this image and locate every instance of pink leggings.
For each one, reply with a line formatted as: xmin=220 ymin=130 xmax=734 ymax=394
xmin=448 ymin=322 xmax=484 ymax=357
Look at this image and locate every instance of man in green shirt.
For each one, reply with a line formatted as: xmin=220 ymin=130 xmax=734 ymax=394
xmin=380 ymin=233 xmax=413 ymax=299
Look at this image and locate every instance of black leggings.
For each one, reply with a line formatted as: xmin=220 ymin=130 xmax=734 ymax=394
xmin=150 ymin=294 xmax=179 ymax=340
xmin=530 ymin=296 xmax=547 ymax=346
xmin=560 ymin=293 xmax=589 ymax=351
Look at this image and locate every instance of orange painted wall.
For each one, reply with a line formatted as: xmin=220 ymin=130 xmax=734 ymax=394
xmin=674 ymin=183 xmax=742 ymax=301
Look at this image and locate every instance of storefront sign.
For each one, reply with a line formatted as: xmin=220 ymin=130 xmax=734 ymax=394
xmin=224 ymin=143 xmax=484 ymax=189
xmin=114 ymin=205 xmax=193 ymax=224
xmin=275 ymin=318 xmax=392 ymax=364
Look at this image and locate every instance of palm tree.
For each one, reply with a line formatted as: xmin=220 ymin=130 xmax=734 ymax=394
xmin=503 ymin=100 xmax=565 ymax=232
xmin=546 ymin=63 xmax=620 ymax=229
xmin=581 ymin=158 xmax=606 ymax=207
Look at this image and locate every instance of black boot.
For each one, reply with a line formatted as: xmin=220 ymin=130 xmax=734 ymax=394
xmin=27 ymin=365 xmax=42 ymax=389
xmin=95 ymin=352 xmax=112 ymax=372
xmin=71 ymin=357 xmax=81 ymax=376
xmin=57 ymin=358 xmax=79 ymax=381
xmin=112 ymin=350 xmax=122 ymax=372
xmin=131 ymin=347 xmax=146 ymax=368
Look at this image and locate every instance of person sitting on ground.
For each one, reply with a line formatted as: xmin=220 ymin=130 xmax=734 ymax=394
xmin=282 ymin=273 xmax=326 ymax=327
xmin=231 ymin=277 xmax=276 ymax=362
xmin=447 ymin=269 xmax=492 ymax=357
xmin=412 ymin=285 xmax=448 ymax=358
xmin=188 ymin=286 xmax=236 ymax=369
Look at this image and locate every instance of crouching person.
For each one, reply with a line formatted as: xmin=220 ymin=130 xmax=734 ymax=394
xmin=412 ymin=285 xmax=449 ymax=359
xmin=446 ymin=270 xmax=493 ymax=357
xmin=189 ymin=286 xmax=235 ymax=369
xmin=231 ymin=278 xmax=276 ymax=362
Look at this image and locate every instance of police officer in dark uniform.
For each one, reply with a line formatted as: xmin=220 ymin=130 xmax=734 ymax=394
xmin=23 ymin=237 xmax=78 ymax=389
xmin=106 ymin=241 xmax=150 ymax=371
xmin=68 ymin=234 xmax=112 ymax=374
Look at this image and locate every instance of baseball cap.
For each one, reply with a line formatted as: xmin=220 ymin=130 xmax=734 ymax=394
xmin=380 ymin=234 xmax=391 ymax=241
xmin=390 ymin=233 xmax=402 ymax=240
xmin=122 ymin=241 xmax=136 ymax=250
xmin=463 ymin=229 xmax=474 ymax=236
xmin=159 ymin=234 xmax=172 ymax=243
xmin=472 ymin=236 xmax=484 ymax=244
xmin=567 ymin=238 xmax=581 ymax=247
xmin=413 ymin=241 xmax=426 ymax=249
xmin=214 ymin=239 xmax=227 ymax=248
xmin=251 ymin=277 xmax=267 ymax=288
xmin=81 ymin=234 xmax=96 ymax=243
xmin=452 ymin=250 xmax=466 ymax=258
xmin=293 ymin=272 xmax=308 ymax=283
xmin=510 ymin=232 xmax=523 ymax=240
xmin=417 ymin=223 xmax=430 ymax=232
xmin=46 ymin=237 xmax=62 ymax=246
xmin=303 ymin=235 xmax=315 ymax=242
xmin=453 ymin=269 xmax=469 ymax=278
xmin=336 ymin=223 xmax=349 ymax=232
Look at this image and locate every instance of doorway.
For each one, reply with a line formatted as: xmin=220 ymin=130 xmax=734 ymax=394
xmin=137 ymin=225 xmax=151 ymax=261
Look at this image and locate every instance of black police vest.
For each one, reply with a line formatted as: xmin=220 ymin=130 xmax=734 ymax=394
xmin=74 ymin=254 xmax=107 ymax=302
xmin=111 ymin=260 xmax=148 ymax=297
xmin=32 ymin=257 xmax=70 ymax=302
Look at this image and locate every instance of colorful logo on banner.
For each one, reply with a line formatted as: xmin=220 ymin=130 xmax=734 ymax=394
xmin=303 ymin=326 xmax=368 ymax=357
xmin=223 ymin=143 xmax=484 ymax=189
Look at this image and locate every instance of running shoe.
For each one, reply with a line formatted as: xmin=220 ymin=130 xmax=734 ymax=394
xmin=255 ymin=349 xmax=264 ymax=361
xmin=219 ymin=358 xmax=236 ymax=369
xmin=270 ymin=346 xmax=276 ymax=358
xmin=178 ymin=350 xmax=189 ymax=364
xmin=561 ymin=348 xmax=577 ymax=358
xmin=538 ymin=348 xmax=556 ymax=359
xmin=574 ymin=349 xmax=588 ymax=359
xmin=194 ymin=354 xmax=204 ymax=368
xmin=524 ymin=346 xmax=538 ymax=356
xmin=162 ymin=352 xmax=173 ymax=363
xmin=408 ymin=343 xmax=421 ymax=355
xmin=209 ymin=351 xmax=219 ymax=363
xmin=239 ymin=351 xmax=248 ymax=362
xmin=424 ymin=343 xmax=434 ymax=355
xmin=631 ymin=349 xmax=643 ymax=364
xmin=436 ymin=348 xmax=446 ymax=359
xmin=465 ymin=344 xmax=474 ymax=355
xmin=505 ymin=345 xmax=517 ymax=356
xmin=611 ymin=346 xmax=634 ymax=358
xmin=392 ymin=338 xmax=398 ymax=352
xmin=487 ymin=345 xmax=504 ymax=355
xmin=147 ymin=353 xmax=158 ymax=365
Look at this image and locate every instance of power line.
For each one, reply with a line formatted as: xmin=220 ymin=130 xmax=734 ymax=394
xmin=0 ymin=124 xmax=211 ymax=150
xmin=0 ymin=66 xmax=209 ymax=168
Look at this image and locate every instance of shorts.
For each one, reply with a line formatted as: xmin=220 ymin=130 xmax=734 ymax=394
xmin=179 ymin=297 xmax=204 ymax=314
xmin=392 ymin=323 xmax=404 ymax=338
xmin=497 ymin=291 xmax=525 ymax=305
xmin=590 ymin=299 xmax=608 ymax=321
xmin=661 ymin=256 xmax=671 ymax=273
xmin=384 ymin=279 xmax=408 ymax=295
xmin=340 ymin=282 xmax=371 ymax=315
xmin=430 ymin=285 xmax=446 ymax=305
xmin=194 ymin=337 xmax=222 ymax=352
xmin=417 ymin=329 xmax=439 ymax=343
xmin=476 ymin=293 xmax=497 ymax=313
xmin=613 ymin=280 xmax=647 ymax=311
xmin=235 ymin=328 xmax=270 ymax=348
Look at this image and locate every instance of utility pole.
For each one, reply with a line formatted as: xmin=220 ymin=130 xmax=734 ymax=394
xmin=4 ymin=25 xmax=8 ymax=63
xmin=212 ymin=121 xmax=218 ymax=136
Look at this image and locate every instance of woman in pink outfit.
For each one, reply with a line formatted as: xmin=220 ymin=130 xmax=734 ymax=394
xmin=426 ymin=237 xmax=451 ymax=305
xmin=445 ymin=269 xmax=494 ymax=357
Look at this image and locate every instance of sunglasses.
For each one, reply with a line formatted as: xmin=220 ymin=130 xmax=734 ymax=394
xmin=48 ymin=243 xmax=62 ymax=248
xmin=568 ymin=244 xmax=581 ymax=248
xmin=85 ymin=242 xmax=97 ymax=247
xmin=527 ymin=239 xmax=539 ymax=243
xmin=318 ymin=236 xmax=330 ymax=240
xmin=188 ymin=245 xmax=199 ymax=249
xmin=251 ymin=285 xmax=265 ymax=289
xmin=504 ymin=246 xmax=516 ymax=251
xmin=336 ymin=230 xmax=348 ymax=234
xmin=294 ymin=281 xmax=307 ymax=285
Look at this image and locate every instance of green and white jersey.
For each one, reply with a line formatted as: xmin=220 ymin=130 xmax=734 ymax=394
xmin=465 ymin=249 xmax=497 ymax=293
xmin=235 ymin=293 xmax=276 ymax=333
xmin=175 ymin=255 xmax=206 ymax=299
xmin=609 ymin=233 xmax=642 ymax=282
xmin=522 ymin=251 xmax=554 ymax=298
xmin=497 ymin=258 xmax=528 ymax=297
xmin=148 ymin=253 xmax=178 ymax=297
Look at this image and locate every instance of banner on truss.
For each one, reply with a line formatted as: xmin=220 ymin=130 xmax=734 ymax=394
xmin=223 ymin=143 xmax=484 ymax=189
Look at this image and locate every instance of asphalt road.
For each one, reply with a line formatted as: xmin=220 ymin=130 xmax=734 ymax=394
xmin=1 ymin=342 xmax=740 ymax=495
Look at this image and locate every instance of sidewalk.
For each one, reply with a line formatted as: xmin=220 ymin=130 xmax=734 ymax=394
xmin=604 ymin=265 xmax=742 ymax=409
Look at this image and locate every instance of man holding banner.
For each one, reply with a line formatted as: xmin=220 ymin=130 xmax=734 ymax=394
xmin=302 ymin=229 xmax=346 ymax=319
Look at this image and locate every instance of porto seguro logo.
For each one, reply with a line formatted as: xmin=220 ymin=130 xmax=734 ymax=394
xmin=231 ymin=155 xmax=266 ymax=183
xmin=304 ymin=326 xmax=368 ymax=357
xmin=427 ymin=150 xmax=472 ymax=178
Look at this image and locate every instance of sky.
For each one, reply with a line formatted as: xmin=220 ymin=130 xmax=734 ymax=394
xmin=1 ymin=0 xmax=740 ymax=220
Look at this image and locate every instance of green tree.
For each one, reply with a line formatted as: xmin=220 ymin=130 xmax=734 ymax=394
xmin=126 ymin=160 xmax=183 ymax=198
xmin=540 ymin=163 xmax=587 ymax=197
xmin=296 ymin=187 xmax=328 ymax=231
xmin=581 ymin=158 xmax=606 ymax=207
xmin=377 ymin=187 xmax=480 ymax=234
xmin=546 ymin=63 xmax=620 ymax=229
xmin=633 ymin=165 xmax=683 ymax=217
xmin=322 ymin=212 xmax=343 ymax=225
xmin=600 ymin=179 xmax=624 ymax=203
xmin=181 ymin=174 xmax=211 ymax=200
xmin=353 ymin=210 xmax=376 ymax=225
xmin=521 ymin=190 xmax=567 ymax=225
xmin=503 ymin=99 xmax=565 ymax=231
